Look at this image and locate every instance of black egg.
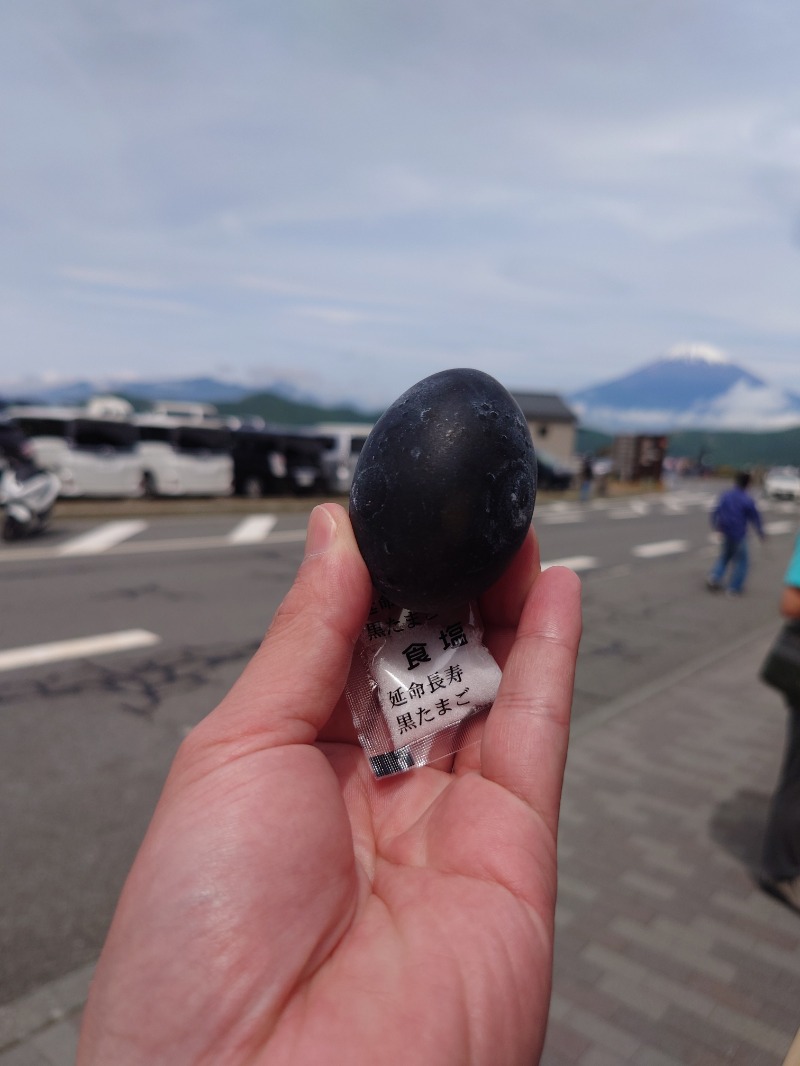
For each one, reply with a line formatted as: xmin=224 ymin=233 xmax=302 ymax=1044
xmin=349 ymin=368 xmax=537 ymax=612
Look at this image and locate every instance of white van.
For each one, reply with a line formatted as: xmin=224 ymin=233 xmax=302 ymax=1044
xmin=135 ymin=405 xmax=233 ymax=497
xmin=7 ymin=404 xmax=142 ymax=498
xmin=313 ymin=423 xmax=372 ymax=494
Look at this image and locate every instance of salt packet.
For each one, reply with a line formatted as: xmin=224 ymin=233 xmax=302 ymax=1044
xmin=346 ymin=594 xmax=501 ymax=777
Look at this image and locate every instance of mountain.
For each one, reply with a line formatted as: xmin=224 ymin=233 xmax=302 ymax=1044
xmin=6 ymin=376 xmax=254 ymax=406
xmin=569 ymin=348 xmax=800 ymax=432
xmin=0 ymin=372 xmax=380 ymax=426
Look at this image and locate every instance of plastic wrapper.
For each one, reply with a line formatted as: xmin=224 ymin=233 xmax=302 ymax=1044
xmin=346 ymin=594 xmax=501 ymax=777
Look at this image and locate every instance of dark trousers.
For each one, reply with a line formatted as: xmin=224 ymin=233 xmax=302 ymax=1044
xmin=761 ymin=702 xmax=800 ymax=882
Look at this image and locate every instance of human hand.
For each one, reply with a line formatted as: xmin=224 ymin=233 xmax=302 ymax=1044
xmin=78 ymin=502 xmax=582 ymax=1066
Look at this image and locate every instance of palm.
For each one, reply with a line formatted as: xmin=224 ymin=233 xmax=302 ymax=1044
xmin=79 ymin=506 xmax=580 ymax=1066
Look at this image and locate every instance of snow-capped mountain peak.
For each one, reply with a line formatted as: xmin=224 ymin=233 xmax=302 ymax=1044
xmin=663 ymin=342 xmax=730 ymax=365
xmin=569 ymin=346 xmax=800 ymax=431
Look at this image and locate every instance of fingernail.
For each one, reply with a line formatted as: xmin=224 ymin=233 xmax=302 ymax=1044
xmin=304 ymin=505 xmax=336 ymax=558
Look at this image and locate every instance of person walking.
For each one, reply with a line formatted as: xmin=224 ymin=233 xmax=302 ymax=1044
xmin=707 ymin=471 xmax=765 ymax=595
xmin=759 ymin=532 xmax=800 ymax=913
xmin=579 ymin=455 xmax=594 ymax=503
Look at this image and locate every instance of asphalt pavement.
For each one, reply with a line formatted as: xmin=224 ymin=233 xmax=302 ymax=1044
xmin=2 ymin=484 xmax=800 ymax=1064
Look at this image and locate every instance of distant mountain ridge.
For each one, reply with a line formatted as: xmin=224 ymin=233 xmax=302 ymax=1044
xmin=4 ymin=352 xmax=800 ymax=434
xmin=0 ymin=375 xmax=379 ymax=427
xmin=569 ymin=352 xmax=800 ymax=432
xmin=4 ymin=376 xmax=255 ymax=406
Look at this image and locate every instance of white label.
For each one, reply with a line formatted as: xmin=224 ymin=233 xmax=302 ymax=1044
xmin=362 ymin=600 xmax=501 ymax=750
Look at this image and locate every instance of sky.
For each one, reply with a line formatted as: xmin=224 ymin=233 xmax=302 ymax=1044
xmin=3 ymin=0 xmax=800 ymax=409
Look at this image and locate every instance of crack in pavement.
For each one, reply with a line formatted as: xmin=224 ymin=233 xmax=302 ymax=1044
xmin=0 ymin=641 xmax=260 ymax=718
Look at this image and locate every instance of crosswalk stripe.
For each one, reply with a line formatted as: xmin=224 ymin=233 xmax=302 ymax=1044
xmin=764 ymin=520 xmax=796 ymax=536
xmin=0 ymin=629 xmax=160 ymax=672
xmin=538 ymin=513 xmax=585 ymax=525
xmin=632 ymin=539 xmax=689 ymax=558
xmin=227 ymin=515 xmax=277 ymax=544
xmin=57 ymin=520 xmax=147 ymax=556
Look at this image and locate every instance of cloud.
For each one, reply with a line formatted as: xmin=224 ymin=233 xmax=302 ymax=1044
xmin=59 ymin=266 xmax=166 ymax=291
xmin=2 ymin=1 xmax=800 ymax=407
xmin=702 ymin=379 xmax=800 ymax=428
xmin=666 ymin=343 xmax=731 ymax=365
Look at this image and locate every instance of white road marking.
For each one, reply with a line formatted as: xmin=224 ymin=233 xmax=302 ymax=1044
xmin=57 ymin=520 xmax=148 ymax=556
xmin=632 ymin=539 xmax=689 ymax=558
xmin=538 ymin=512 xmax=585 ymax=525
xmin=764 ymin=520 xmax=796 ymax=535
xmin=0 ymin=629 xmax=161 ymax=673
xmin=0 ymin=527 xmax=307 ymax=563
xmin=227 ymin=515 xmax=277 ymax=544
xmin=541 ymin=555 xmax=598 ymax=572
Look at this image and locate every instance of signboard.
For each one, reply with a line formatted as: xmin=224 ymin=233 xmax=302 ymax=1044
xmin=612 ymin=435 xmax=668 ymax=482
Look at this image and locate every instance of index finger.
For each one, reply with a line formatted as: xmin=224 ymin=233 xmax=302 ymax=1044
xmin=478 ymin=526 xmax=541 ymax=634
xmin=480 ymin=565 xmax=582 ymax=830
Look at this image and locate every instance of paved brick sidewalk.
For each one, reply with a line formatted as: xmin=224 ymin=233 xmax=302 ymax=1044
xmin=2 ymin=631 xmax=799 ymax=1065
xmin=543 ymin=632 xmax=800 ymax=1066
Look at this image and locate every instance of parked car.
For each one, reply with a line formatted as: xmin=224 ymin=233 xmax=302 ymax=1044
xmin=763 ymin=466 xmax=800 ymax=502
xmin=6 ymin=405 xmax=142 ymax=497
xmin=135 ymin=410 xmax=233 ymax=497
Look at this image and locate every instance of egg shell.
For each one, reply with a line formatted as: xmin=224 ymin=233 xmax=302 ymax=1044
xmin=349 ymin=368 xmax=536 ymax=611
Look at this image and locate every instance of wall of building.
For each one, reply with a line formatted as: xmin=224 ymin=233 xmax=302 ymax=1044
xmin=525 ymin=420 xmax=576 ymax=463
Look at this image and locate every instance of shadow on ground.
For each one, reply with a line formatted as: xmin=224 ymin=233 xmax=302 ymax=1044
xmin=709 ymin=788 xmax=772 ymax=871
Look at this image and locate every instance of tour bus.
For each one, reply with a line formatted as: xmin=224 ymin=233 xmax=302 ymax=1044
xmin=230 ymin=423 xmax=325 ymax=497
xmin=134 ymin=402 xmax=233 ymax=497
xmin=6 ymin=399 xmax=142 ymax=498
xmin=313 ymin=423 xmax=372 ymax=495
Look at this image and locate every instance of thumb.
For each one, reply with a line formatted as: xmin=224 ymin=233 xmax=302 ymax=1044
xmin=198 ymin=503 xmax=372 ymax=750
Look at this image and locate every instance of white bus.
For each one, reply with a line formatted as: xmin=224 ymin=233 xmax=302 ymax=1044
xmin=134 ymin=404 xmax=233 ymax=497
xmin=313 ymin=423 xmax=372 ymax=494
xmin=6 ymin=403 xmax=142 ymax=498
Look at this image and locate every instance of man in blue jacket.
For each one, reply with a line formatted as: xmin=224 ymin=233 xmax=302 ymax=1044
xmin=707 ymin=471 xmax=766 ymax=595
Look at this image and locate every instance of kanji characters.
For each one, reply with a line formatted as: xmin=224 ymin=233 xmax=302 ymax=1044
xmin=395 ymin=712 xmax=415 ymax=735
xmin=440 ymin=623 xmax=468 ymax=649
xmin=427 ymin=671 xmax=446 ymax=693
xmin=402 ymin=642 xmax=431 ymax=670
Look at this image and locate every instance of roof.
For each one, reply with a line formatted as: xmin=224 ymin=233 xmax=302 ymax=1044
xmin=511 ymin=391 xmax=577 ymax=423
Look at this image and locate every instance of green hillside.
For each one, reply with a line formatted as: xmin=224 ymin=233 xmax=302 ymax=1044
xmin=216 ymin=391 xmax=379 ymax=427
xmin=577 ymin=425 xmax=800 ymax=469
xmin=575 ymin=427 xmax=614 ymax=455
xmin=664 ymin=427 xmax=800 ymax=469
